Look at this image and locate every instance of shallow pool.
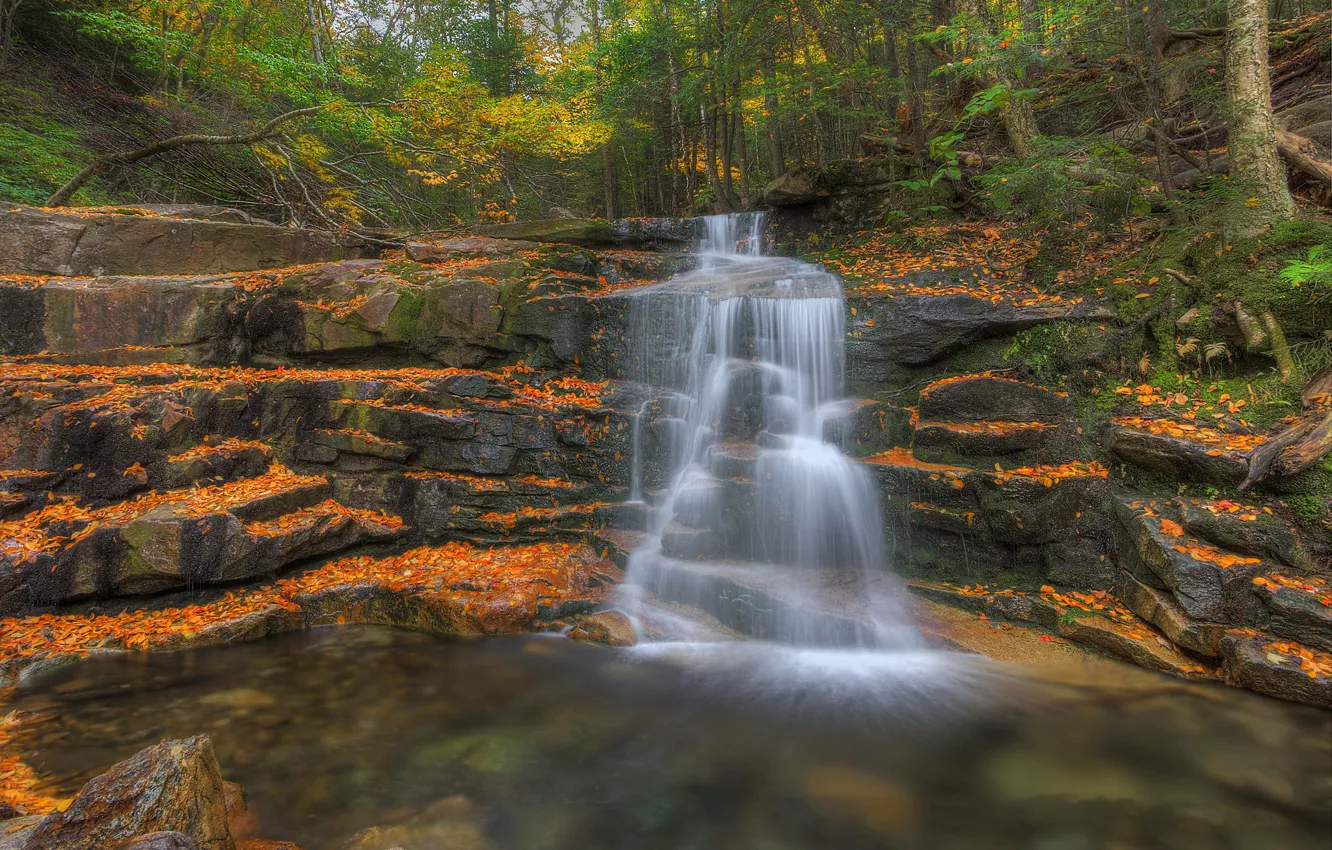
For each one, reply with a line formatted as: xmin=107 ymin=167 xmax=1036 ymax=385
xmin=8 ymin=626 xmax=1331 ymax=850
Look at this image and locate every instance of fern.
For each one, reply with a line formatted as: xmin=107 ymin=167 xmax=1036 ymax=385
xmin=1279 ymin=245 xmax=1332 ymax=289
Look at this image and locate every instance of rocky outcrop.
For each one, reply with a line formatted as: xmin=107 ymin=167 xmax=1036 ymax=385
xmin=0 ymin=206 xmax=371 ymax=277
xmin=485 ymin=217 xmax=694 ymax=249
xmin=21 ymin=736 xmax=234 ymax=850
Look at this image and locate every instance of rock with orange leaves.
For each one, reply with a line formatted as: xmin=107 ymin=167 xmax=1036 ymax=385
xmin=1105 ymin=419 xmax=1255 ymax=486
xmin=1118 ymin=506 xmax=1267 ymax=624
xmin=21 ymin=736 xmax=235 ymax=850
xmin=1221 ymin=631 xmax=1332 ymax=709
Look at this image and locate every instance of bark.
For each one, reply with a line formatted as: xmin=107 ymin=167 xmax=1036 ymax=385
xmin=1225 ymin=0 xmax=1295 ymax=236
xmin=1241 ymin=411 xmax=1332 ymax=489
xmin=760 ymin=48 xmax=785 ymax=179
xmin=957 ymin=0 xmax=1039 ymax=158
xmin=47 ymin=104 xmax=330 ymax=207
xmin=1261 ymin=311 xmax=1296 ymax=380
xmin=1275 ymin=129 xmax=1332 ymax=184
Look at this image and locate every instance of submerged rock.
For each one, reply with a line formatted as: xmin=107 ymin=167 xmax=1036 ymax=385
xmin=569 ymin=610 xmax=637 ymax=646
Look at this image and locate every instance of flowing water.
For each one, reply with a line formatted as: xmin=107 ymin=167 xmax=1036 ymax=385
xmin=620 ymin=213 xmax=913 ymax=646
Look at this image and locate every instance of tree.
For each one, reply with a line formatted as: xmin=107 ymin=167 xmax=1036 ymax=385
xmin=1224 ymin=0 xmax=1294 ymax=236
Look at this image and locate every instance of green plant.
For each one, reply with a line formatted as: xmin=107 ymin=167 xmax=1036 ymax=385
xmin=1279 ymin=245 xmax=1332 ymax=298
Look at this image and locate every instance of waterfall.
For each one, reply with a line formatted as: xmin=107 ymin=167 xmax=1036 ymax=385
xmin=621 ymin=213 xmax=918 ymax=649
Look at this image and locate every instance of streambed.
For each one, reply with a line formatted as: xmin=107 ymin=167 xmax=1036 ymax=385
xmin=7 ymin=625 xmax=1330 ymax=850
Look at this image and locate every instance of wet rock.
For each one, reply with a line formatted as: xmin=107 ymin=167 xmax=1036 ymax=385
xmin=846 ymin=291 xmax=1111 ymax=370
xmin=0 ymin=205 xmax=370 ymax=277
xmin=1105 ymin=426 xmax=1247 ymax=486
xmin=1221 ymin=631 xmax=1332 ymax=709
xmin=1118 ymin=573 xmax=1226 ymax=656
xmin=918 ymin=375 xmax=1074 ymax=423
xmin=568 ymin=611 xmax=637 ymax=646
xmin=1179 ymin=500 xmax=1315 ymax=573
xmin=762 ymin=171 xmax=828 ymax=207
xmin=22 ymin=735 xmax=234 ymax=850
xmin=1262 ymin=586 xmax=1332 ymax=653
xmin=340 ymin=795 xmax=491 ymax=850
xmin=310 ymin=429 xmax=413 ymax=462
xmin=1118 ymin=509 xmax=1266 ymax=624
xmin=802 ymin=764 xmax=916 ymax=836
xmin=222 ymin=782 xmax=259 ymax=843
xmin=125 ymin=833 xmax=201 ymax=850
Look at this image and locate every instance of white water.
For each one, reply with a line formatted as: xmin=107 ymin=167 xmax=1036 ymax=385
xmin=620 ymin=213 xmax=920 ymax=650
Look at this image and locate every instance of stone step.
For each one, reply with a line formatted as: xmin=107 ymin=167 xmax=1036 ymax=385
xmin=0 ymin=465 xmax=404 ymax=614
xmin=1221 ymin=630 xmax=1332 ymax=708
xmin=908 ymin=581 xmax=1214 ymax=681
xmin=1114 ymin=497 xmax=1331 ymax=660
xmin=1116 ymin=500 xmax=1268 ymax=625
xmin=1106 ymin=416 xmax=1262 ymax=486
xmin=912 ymin=418 xmax=1055 ymax=459
xmin=917 ymin=373 xmax=1074 ymax=423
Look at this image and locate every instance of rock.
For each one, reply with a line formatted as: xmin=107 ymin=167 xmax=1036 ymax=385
xmin=568 ymin=611 xmax=637 ymax=646
xmin=1178 ymin=500 xmax=1315 ymax=572
xmin=310 ymin=429 xmax=413 ymax=462
xmin=0 ymin=817 xmax=43 ymax=850
xmin=1118 ymin=572 xmax=1226 ymax=656
xmin=1119 ymin=509 xmax=1265 ymax=624
xmin=125 ymin=833 xmax=201 ymax=850
xmin=846 ymin=291 xmax=1112 ymax=371
xmin=222 ymin=782 xmax=259 ymax=842
xmin=340 ymin=795 xmax=491 ymax=850
xmin=1106 ymin=426 xmax=1247 ymax=486
xmin=406 ymin=237 xmax=538 ymax=261
xmin=21 ymin=736 xmax=234 ymax=850
xmin=129 ymin=205 xmax=274 ymax=226
xmin=1221 ymin=631 xmax=1332 ymax=709
xmin=918 ymin=375 xmax=1074 ymax=423
xmin=236 ymin=842 xmax=304 ymax=850
xmin=485 ymin=217 xmax=692 ymax=249
xmin=0 ymin=205 xmax=370 ymax=277
xmin=1262 ymin=586 xmax=1332 ymax=653
xmin=762 ymin=171 xmax=828 ymax=207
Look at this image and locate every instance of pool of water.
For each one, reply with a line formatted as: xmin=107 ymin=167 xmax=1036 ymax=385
xmin=7 ymin=626 xmax=1330 ymax=850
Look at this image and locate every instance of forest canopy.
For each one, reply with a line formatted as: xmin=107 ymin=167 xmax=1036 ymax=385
xmin=0 ymin=0 xmax=1328 ymax=232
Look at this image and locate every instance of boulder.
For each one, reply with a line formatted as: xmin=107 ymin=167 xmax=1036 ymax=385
xmin=21 ymin=736 xmax=234 ymax=850
xmin=917 ymin=376 xmax=1074 ymax=423
xmin=1178 ymin=500 xmax=1315 ymax=572
xmin=762 ymin=171 xmax=828 ymax=207
xmin=1106 ymin=426 xmax=1248 ymax=487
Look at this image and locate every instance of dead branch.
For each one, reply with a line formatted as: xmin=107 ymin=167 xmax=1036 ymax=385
xmin=47 ymin=103 xmax=343 ymax=207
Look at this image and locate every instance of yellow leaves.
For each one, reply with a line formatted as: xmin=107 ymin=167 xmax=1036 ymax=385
xmin=1159 ymin=518 xmax=1184 ymax=537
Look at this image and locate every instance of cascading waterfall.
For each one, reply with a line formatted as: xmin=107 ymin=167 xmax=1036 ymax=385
xmin=621 ymin=212 xmax=919 ymax=650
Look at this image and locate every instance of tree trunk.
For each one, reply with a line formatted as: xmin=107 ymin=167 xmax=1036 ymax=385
xmin=760 ymin=48 xmax=785 ymax=179
xmin=1225 ymin=0 xmax=1295 ymax=236
xmin=958 ymin=0 xmax=1039 ymax=158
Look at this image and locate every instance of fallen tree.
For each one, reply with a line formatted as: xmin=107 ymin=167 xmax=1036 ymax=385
xmin=1242 ymin=365 xmax=1332 ymax=490
xmin=46 ymin=104 xmax=336 ymax=207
